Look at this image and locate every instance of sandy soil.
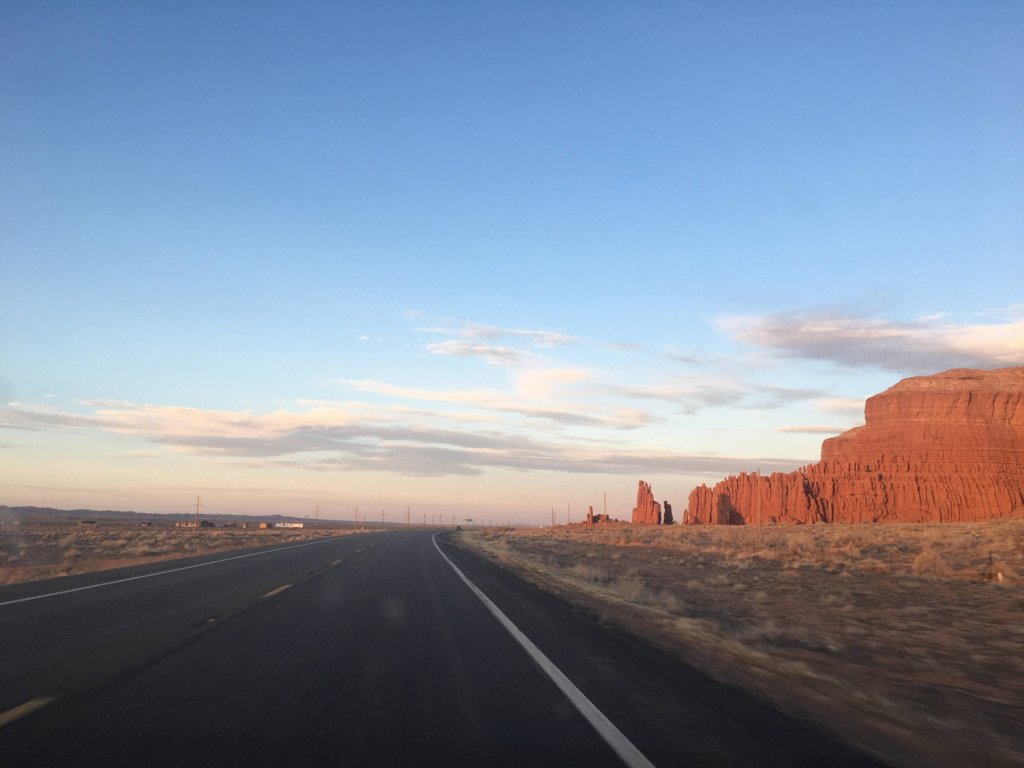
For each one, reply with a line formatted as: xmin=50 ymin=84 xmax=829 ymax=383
xmin=0 ymin=521 xmax=355 ymax=586
xmin=457 ymin=521 xmax=1024 ymax=768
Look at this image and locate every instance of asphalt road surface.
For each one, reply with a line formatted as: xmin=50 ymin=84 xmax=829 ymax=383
xmin=0 ymin=530 xmax=882 ymax=767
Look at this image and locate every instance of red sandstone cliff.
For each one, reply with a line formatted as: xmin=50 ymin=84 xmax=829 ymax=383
xmin=632 ymin=481 xmax=662 ymax=525
xmin=686 ymin=367 xmax=1024 ymax=525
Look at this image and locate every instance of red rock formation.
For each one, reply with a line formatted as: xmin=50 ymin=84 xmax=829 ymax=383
xmin=686 ymin=367 xmax=1024 ymax=525
xmin=632 ymin=480 xmax=662 ymax=525
xmin=583 ymin=508 xmax=613 ymax=525
xmin=662 ymin=501 xmax=674 ymax=525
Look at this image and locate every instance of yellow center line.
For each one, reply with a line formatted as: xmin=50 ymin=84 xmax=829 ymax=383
xmin=0 ymin=695 xmax=58 ymax=729
xmin=262 ymin=584 xmax=292 ymax=599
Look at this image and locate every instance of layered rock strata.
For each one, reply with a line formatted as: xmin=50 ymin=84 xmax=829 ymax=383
xmin=632 ymin=481 xmax=662 ymax=525
xmin=686 ymin=367 xmax=1024 ymax=525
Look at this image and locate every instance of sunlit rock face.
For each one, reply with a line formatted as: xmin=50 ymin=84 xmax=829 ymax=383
xmin=632 ymin=480 xmax=662 ymax=525
xmin=686 ymin=367 xmax=1024 ymax=525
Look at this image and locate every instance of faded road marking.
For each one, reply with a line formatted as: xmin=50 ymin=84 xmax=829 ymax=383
xmin=432 ymin=534 xmax=655 ymax=768
xmin=0 ymin=695 xmax=58 ymax=729
xmin=262 ymin=584 xmax=292 ymax=599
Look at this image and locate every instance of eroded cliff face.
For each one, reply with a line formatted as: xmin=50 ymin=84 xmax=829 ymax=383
xmin=632 ymin=481 xmax=662 ymax=525
xmin=686 ymin=367 xmax=1024 ymax=525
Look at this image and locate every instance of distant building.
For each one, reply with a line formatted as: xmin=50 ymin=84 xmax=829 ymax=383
xmin=258 ymin=522 xmax=273 ymax=529
xmin=79 ymin=520 xmax=96 ymax=526
xmin=277 ymin=522 xmax=305 ymax=529
xmin=175 ymin=520 xmax=214 ymax=528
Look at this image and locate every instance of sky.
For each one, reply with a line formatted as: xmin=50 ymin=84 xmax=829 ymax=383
xmin=2 ymin=2 xmax=1022 ymax=523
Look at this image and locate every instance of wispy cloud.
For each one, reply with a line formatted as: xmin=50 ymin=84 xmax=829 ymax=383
xmin=717 ymin=309 xmax=1024 ymax=372
xmin=425 ymin=340 xmax=525 ymax=364
xmin=331 ymin=379 xmax=499 ymax=405
xmin=613 ymin=381 xmax=747 ymax=412
xmin=0 ymin=402 xmax=107 ymax=431
xmin=607 ymin=376 xmax=824 ymax=414
xmin=513 ymin=367 xmax=591 ymax=398
xmin=816 ymin=397 xmax=867 ymax=417
xmin=331 ymin=372 xmax=648 ymax=431
xmin=777 ymin=425 xmax=846 ymax=434
xmin=0 ymin=399 xmax=804 ymax=478
xmin=412 ymin=317 xmax=581 ymax=365
xmin=420 ymin=322 xmax=579 ymax=348
xmin=740 ymin=385 xmax=830 ymax=409
xmin=491 ymin=404 xmax=657 ymax=430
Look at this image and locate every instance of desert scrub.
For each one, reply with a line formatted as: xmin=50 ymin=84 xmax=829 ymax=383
xmin=911 ymin=546 xmax=953 ymax=579
xmin=565 ymin=562 xmax=613 ymax=584
xmin=981 ymin=554 xmax=1017 ymax=584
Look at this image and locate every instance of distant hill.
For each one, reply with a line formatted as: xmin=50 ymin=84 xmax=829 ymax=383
xmin=0 ymin=505 xmax=342 ymax=526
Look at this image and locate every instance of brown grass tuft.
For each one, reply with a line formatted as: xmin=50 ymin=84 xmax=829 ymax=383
xmin=910 ymin=546 xmax=953 ymax=579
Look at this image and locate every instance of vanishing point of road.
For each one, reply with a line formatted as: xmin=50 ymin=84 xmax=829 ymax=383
xmin=0 ymin=530 xmax=881 ymax=767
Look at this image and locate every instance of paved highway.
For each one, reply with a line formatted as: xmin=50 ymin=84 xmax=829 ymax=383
xmin=0 ymin=531 xmax=881 ymax=766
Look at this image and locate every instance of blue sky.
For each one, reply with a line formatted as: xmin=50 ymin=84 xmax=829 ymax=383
xmin=2 ymin=2 xmax=1022 ymax=522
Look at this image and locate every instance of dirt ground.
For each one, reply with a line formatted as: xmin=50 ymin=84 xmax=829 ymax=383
xmin=457 ymin=520 xmax=1024 ymax=768
xmin=0 ymin=520 xmax=355 ymax=586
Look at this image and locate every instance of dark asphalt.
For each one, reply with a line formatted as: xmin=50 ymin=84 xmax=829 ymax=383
xmin=0 ymin=531 xmax=884 ymax=767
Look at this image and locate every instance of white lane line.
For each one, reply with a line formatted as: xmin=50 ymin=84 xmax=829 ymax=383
xmin=262 ymin=584 xmax=292 ymax=599
xmin=331 ymin=559 xmax=342 ymax=566
xmin=431 ymin=534 xmax=655 ymax=768
xmin=0 ymin=695 xmax=58 ymax=729
xmin=0 ymin=537 xmax=342 ymax=608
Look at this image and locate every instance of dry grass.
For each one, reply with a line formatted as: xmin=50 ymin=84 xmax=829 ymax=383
xmin=0 ymin=521 xmax=356 ymax=585
xmin=458 ymin=520 xmax=1024 ymax=768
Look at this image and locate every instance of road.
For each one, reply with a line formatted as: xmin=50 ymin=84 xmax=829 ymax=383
xmin=0 ymin=530 xmax=881 ymax=766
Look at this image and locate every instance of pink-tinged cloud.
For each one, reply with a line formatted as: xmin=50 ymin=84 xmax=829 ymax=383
xmin=0 ymin=399 xmax=803 ymax=478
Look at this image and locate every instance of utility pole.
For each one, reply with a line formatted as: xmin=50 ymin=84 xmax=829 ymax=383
xmin=355 ymin=506 xmax=359 ymax=529
xmin=405 ymin=507 xmax=410 ymax=526
xmin=603 ymin=491 xmax=607 ymax=518
xmin=315 ymin=504 xmax=319 ymax=526
xmin=195 ymin=496 xmax=201 ymax=533
xmin=567 ymin=501 xmax=571 ymax=525
xmin=551 ymin=507 xmax=555 ymax=527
